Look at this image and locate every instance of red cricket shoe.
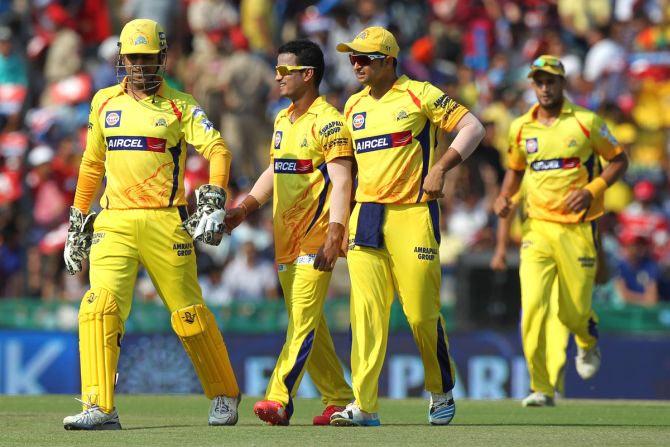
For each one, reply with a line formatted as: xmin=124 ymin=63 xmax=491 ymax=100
xmin=253 ymin=400 xmax=289 ymax=426
xmin=313 ymin=405 xmax=346 ymax=426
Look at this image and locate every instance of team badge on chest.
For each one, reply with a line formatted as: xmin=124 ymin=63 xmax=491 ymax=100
xmin=352 ymin=112 xmax=366 ymax=130
xmin=274 ymin=130 xmax=283 ymax=149
xmin=105 ymin=110 xmax=122 ymax=128
xmin=525 ymin=137 xmax=538 ymax=154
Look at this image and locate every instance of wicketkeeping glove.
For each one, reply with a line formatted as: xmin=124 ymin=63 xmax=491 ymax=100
xmin=63 ymin=206 xmax=97 ymax=275
xmin=183 ymin=184 xmax=227 ymax=246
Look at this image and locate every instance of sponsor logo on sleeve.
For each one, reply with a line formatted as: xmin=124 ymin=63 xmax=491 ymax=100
xmin=273 ymin=158 xmax=314 ymax=174
xmin=106 ymin=136 xmax=167 ymax=152
xmin=273 ymin=130 xmax=283 ymax=149
xmin=319 ymin=121 xmax=343 ymax=137
xmin=530 ymin=157 xmax=581 ymax=171
xmin=192 ymin=106 xmax=214 ymax=132
xmin=599 ymin=123 xmax=618 ymax=146
xmin=105 ymin=111 xmax=122 ymax=128
xmin=354 ymin=131 xmax=413 ymax=154
xmin=352 ymin=112 xmax=366 ymax=130
xmin=525 ymin=137 xmax=538 ymax=154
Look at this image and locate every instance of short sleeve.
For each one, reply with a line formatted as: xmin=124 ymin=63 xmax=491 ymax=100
xmin=506 ymin=121 xmax=527 ymax=171
xmin=317 ymin=113 xmax=353 ymax=162
xmin=181 ymin=96 xmax=225 ymax=157
xmin=83 ymin=92 xmax=107 ymax=164
xmin=591 ymin=115 xmax=623 ymax=161
xmin=420 ymin=82 xmax=469 ymax=132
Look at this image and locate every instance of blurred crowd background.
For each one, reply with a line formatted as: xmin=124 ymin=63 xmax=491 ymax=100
xmin=0 ymin=0 xmax=669 ymax=309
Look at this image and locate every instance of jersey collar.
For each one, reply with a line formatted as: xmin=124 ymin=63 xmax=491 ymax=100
xmin=526 ymin=98 xmax=575 ymax=123
xmin=359 ymin=75 xmax=410 ymax=97
xmin=281 ymin=95 xmax=326 ymax=120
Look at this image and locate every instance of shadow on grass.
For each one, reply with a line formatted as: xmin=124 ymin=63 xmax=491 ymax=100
xmin=122 ymin=424 xmax=199 ymax=431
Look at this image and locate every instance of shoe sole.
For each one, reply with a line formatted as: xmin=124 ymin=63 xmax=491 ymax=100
xmin=330 ymin=417 xmax=380 ymax=427
xmin=254 ymin=408 xmax=289 ymax=426
xmin=208 ymin=415 xmax=239 ymax=426
xmin=64 ymin=421 xmax=122 ymax=430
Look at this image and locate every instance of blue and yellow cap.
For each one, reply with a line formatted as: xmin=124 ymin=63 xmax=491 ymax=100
xmin=119 ymin=19 xmax=167 ymax=55
xmin=528 ymin=55 xmax=565 ymax=78
xmin=336 ymin=27 xmax=399 ymax=58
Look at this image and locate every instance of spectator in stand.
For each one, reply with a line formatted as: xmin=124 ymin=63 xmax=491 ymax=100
xmin=618 ymin=180 xmax=669 ymax=260
xmin=615 ymin=231 xmax=660 ymax=306
xmin=222 ymin=241 xmax=277 ymax=301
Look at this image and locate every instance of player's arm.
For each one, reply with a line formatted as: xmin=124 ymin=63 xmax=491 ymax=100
xmin=423 ymin=112 xmax=485 ymax=198
xmin=565 ymin=116 xmax=629 ymax=213
xmin=419 ymin=84 xmax=484 ymax=198
xmin=64 ymin=95 xmax=107 ymax=275
xmin=224 ymin=164 xmax=274 ymax=233
xmin=494 ymin=120 xmax=527 ymax=218
xmin=494 ymin=168 xmax=524 ymax=218
xmin=314 ymin=157 xmax=353 ymax=271
xmin=181 ymin=100 xmax=232 ymax=245
xmin=490 ymin=192 xmax=520 ymax=271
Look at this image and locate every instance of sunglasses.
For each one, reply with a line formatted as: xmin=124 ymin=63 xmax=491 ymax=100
xmin=349 ymin=53 xmax=387 ymax=66
xmin=531 ymin=58 xmax=564 ymax=70
xmin=275 ymin=65 xmax=315 ymax=76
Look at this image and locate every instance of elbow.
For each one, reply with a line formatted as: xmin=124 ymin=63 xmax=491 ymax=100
xmin=475 ymin=120 xmax=486 ymax=144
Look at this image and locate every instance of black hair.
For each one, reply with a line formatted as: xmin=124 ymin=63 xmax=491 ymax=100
xmin=277 ymin=39 xmax=325 ymax=88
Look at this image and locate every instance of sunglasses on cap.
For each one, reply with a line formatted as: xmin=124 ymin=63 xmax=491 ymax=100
xmin=531 ymin=57 xmax=564 ymax=70
xmin=349 ymin=53 xmax=387 ymax=66
xmin=275 ymin=65 xmax=315 ymax=76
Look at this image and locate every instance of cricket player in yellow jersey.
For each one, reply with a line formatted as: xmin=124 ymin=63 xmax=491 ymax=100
xmin=490 ymin=188 xmax=571 ymax=400
xmin=494 ymin=55 xmax=628 ymax=407
xmin=330 ymin=27 xmax=485 ymax=426
xmin=62 ymin=19 xmax=240 ymax=429
xmin=225 ymin=40 xmax=354 ymax=426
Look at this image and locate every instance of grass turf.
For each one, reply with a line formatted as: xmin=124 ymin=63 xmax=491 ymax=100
xmin=1 ymin=395 xmax=669 ymax=447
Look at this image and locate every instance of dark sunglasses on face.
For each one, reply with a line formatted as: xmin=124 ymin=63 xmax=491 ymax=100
xmin=349 ymin=53 xmax=387 ymax=66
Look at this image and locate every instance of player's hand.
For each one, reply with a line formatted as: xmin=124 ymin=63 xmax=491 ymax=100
xmin=494 ymin=195 xmax=512 ymax=218
xmin=564 ymin=188 xmax=593 ymax=213
xmin=490 ymin=249 xmax=507 ymax=271
xmin=183 ymin=184 xmax=227 ymax=246
xmin=63 ymin=206 xmax=96 ymax=275
xmin=314 ymin=223 xmax=345 ymax=271
xmin=224 ymin=207 xmax=246 ymax=234
xmin=422 ymin=165 xmax=446 ymax=198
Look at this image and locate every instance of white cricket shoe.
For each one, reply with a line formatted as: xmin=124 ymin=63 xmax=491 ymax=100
xmin=521 ymin=392 xmax=555 ymax=407
xmin=576 ymin=345 xmax=601 ymax=380
xmin=209 ymin=394 xmax=240 ymax=426
xmin=330 ymin=402 xmax=381 ymax=427
xmin=63 ymin=404 xmax=121 ymax=430
xmin=428 ymin=391 xmax=456 ymax=425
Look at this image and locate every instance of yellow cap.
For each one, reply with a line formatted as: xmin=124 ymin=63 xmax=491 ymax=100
xmin=119 ymin=19 xmax=167 ymax=55
xmin=528 ymin=55 xmax=565 ymax=78
xmin=336 ymin=27 xmax=399 ymax=58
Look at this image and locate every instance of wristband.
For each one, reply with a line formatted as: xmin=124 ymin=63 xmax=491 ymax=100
xmin=584 ymin=177 xmax=608 ymax=199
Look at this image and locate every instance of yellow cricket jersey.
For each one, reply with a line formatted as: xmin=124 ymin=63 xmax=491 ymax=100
xmin=271 ymin=97 xmax=353 ymax=264
xmin=84 ymin=79 xmax=225 ymax=209
xmin=343 ymin=75 xmax=468 ymax=204
xmin=507 ymin=100 xmax=623 ymax=223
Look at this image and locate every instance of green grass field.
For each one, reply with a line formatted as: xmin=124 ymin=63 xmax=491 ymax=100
xmin=1 ymin=395 xmax=669 ymax=447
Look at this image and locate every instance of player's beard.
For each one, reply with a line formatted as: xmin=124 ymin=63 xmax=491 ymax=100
xmin=128 ymin=70 xmax=161 ymax=95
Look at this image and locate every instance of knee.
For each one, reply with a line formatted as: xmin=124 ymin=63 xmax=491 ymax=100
xmin=79 ymin=287 xmax=120 ymax=316
xmin=171 ymin=303 xmax=215 ymax=337
xmin=405 ymin=314 xmax=436 ymax=330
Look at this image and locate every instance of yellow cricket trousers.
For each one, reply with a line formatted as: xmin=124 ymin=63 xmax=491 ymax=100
xmin=347 ymin=201 xmax=455 ymax=412
xmin=520 ymin=218 xmax=599 ymax=396
xmin=265 ymin=260 xmax=353 ymax=418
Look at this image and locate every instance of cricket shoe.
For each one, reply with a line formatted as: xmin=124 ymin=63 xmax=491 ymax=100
xmin=253 ymin=400 xmax=289 ymax=426
xmin=521 ymin=392 xmax=555 ymax=407
xmin=576 ymin=345 xmax=601 ymax=380
xmin=329 ymin=402 xmax=380 ymax=427
xmin=63 ymin=401 xmax=121 ymax=430
xmin=209 ymin=394 xmax=240 ymax=426
xmin=428 ymin=391 xmax=456 ymax=425
xmin=313 ymin=405 xmax=346 ymax=425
